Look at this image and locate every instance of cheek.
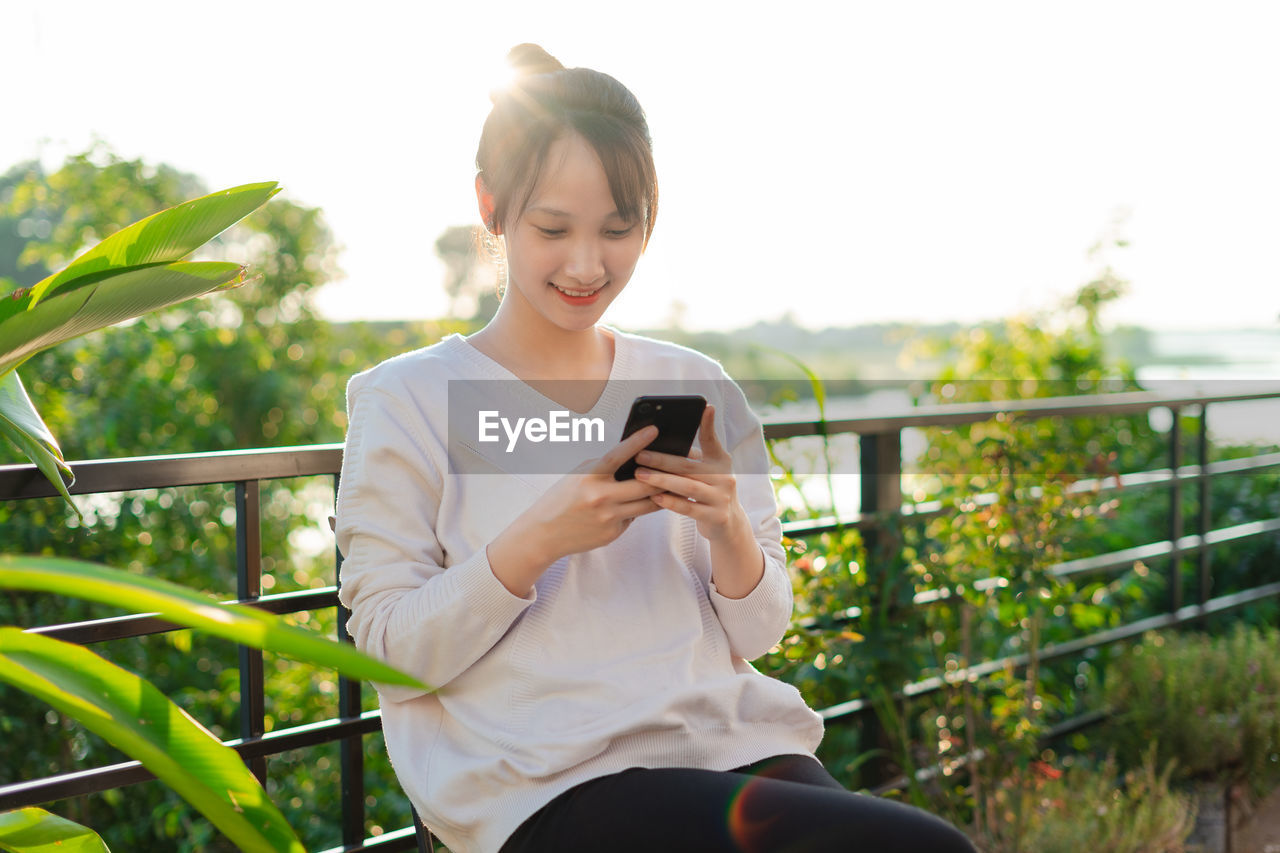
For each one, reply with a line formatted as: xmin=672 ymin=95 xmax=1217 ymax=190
xmin=509 ymin=239 xmax=558 ymax=274
xmin=606 ymin=241 xmax=644 ymax=274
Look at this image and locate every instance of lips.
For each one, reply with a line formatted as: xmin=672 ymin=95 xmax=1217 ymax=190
xmin=552 ymin=283 xmax=600 ymax=297
xmin=550 ymin=282 xmax=604 ymax=305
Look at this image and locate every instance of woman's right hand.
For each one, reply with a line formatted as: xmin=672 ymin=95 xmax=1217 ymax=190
xmin=486 ymin=425 xmax=665 ymax=596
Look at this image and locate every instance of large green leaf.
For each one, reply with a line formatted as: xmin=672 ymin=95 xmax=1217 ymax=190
xmin=0 ymin=807 xmax=110 ymax=853
xmin=0 ymin=373 xmax=76 ymax=512
xmin=0 ymin=629 xmax=301 ymax=853
xmin=0 ymin=556 xmax=427 ymax=689
xmin=2 ymin=181 xmax=279 ymax=322
xmin=0 ymin=261 xmax=247 ymax=378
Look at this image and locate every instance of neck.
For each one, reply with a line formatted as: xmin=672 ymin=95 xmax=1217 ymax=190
xmin=471 ymin=301 xmax=614 ymax=381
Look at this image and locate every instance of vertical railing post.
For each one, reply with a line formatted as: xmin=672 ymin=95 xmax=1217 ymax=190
xmin=1198 ymin=404 xmax=1213 ymax=607
xmin=861 ymin=431 xmax=903 ymax=524
xmin=235 ymin=479 xmax=268 ymax=785
xmin=1167 ymin=407 xmax=1183 ymax=615
xmin=857 ymin=429 xmax=903 ymax=787
xmin=334 ymin=474 xmax=365 ymax=849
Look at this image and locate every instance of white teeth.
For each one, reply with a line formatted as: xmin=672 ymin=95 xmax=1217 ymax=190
xmin=552 ymin=284 xmax=599 ymax=297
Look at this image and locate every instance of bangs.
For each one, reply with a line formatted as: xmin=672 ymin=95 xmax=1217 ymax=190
xmin=573 ymin=113 xmax=658 ymax=236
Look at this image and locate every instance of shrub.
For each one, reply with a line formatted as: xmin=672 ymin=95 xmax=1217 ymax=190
xmin=972 ymin=749 xmax=1196 ymax=853
xmin=1101 ymin=625 xmax=1280 ymax=797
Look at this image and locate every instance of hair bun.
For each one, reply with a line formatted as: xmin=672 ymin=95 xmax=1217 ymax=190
xmin=506 ymin=43 xmax=564 ymax=77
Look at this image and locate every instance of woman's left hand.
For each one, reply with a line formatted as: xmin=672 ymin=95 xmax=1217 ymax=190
xmin=636 ymin=405 xmax=765 ymax=599
xmin=634 ymin=405 xmax=752 ymax=545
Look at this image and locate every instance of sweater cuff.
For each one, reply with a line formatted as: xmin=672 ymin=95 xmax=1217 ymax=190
xmin=708 ymin=553 xmax=791 ymax=659
xmin=446 ymin=545 xmax=538 ymax=616
xmin=708 ymin=560 xmax=784 ymax=612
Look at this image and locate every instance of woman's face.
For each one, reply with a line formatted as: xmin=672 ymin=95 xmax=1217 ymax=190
xmin=498 ymin=133 xmax=646 ymax=334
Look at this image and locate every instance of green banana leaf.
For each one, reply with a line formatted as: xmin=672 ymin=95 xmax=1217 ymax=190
xmin=0 ymin=261 xmax=249 ymax=379
xmin=0 ymin=181 xmax=278 ymax=504
xmin=0 ymin=629 xmax=302 ymax=853
xmin=2 ymin=181 xmax=279 ymax=323
xmin=0 ymin=807 xmax=110 ymax=853
xmin=0 ymin=555 xmax=427 ymax=690
xmin=0 ymin=373 xmax=74 ymax=510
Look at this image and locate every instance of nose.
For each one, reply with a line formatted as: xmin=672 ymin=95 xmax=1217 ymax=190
xmin=563 ymin=235 xmax=605 ymax=288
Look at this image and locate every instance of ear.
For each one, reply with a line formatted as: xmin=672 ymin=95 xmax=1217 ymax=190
xmin=475 ymin=174 xmax=501 ymax=235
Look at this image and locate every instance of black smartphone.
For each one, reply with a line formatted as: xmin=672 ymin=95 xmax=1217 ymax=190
xmin=613 ymin=395 xmax=708 ymax=481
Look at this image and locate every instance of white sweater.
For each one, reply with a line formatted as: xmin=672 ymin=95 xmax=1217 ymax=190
xmin=335 ymin=329 xmax=824 ymax=853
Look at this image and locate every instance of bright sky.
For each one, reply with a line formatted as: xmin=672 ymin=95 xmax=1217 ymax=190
xmin=6 ymin=1 xmax=1279 ymax=332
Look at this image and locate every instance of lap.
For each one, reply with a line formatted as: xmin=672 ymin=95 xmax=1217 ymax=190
xmin=500 ymin=754 xmax=975 ymax=853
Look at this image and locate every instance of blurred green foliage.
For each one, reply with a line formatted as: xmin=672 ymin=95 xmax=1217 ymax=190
xmin=0 ymin=146 xmax=460 ymax=851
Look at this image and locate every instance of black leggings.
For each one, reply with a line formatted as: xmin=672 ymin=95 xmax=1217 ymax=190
xmin=499 ymin=754 xmax=976 ymax=853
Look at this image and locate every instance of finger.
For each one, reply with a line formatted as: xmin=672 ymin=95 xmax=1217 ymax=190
xmin=635 ymin=467 xmax=720 ymax=503
xmin=697 ymin=405 xmax=724 ymax=454
xmin=618 ymin=496 xmax=665 ymax=518
xmin=613 ymin=477 xmax=667 ymax=500
xmin=649 ymin=491 xmax=698 ymax=516
xmin=634 ymin=448 xmax=701 ymax=476
xmin=593 ymin=425 xmax=658 ymax=475
xmin=688 ymin=447 xmax=704 ymax=461
xmin=650 ymin=492 xmax=725 ymax=528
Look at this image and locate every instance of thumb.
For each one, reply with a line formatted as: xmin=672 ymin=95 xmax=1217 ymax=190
xmin=697 ymin=405 xmax=723 ymax=453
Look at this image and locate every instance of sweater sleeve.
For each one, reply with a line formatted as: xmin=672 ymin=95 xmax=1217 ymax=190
xmin=705 ymin=376 xmax=794 ymax=661
xmin=336 ymin=382 xmax=536 ymax=703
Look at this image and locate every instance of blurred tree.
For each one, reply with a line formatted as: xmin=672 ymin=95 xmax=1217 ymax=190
xmin=435 ymin=224 xmax=499 ymax=324
xmin=0 ymin=163 xmax=52 ymax=291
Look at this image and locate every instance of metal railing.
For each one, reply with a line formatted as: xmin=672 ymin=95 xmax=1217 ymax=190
xmin=2 ymin=386 xmax=1278 ymax=850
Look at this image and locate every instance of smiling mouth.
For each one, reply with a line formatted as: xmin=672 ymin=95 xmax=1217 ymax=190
xmin=551 ymin=283 xmax=604 ymax=297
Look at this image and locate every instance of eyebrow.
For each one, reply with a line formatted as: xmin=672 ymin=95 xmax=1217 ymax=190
xmin=526 ymin=205 xmax=627 ymax=220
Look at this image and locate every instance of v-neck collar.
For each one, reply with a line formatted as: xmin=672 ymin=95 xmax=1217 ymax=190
xmin=447 ymin=325 xmax=632 ymax=420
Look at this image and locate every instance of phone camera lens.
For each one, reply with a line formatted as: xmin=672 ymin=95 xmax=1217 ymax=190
xmin=639 ymin=402 xmax=652 ymax=413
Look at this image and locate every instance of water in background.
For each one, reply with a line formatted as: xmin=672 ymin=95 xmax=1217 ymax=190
xmin=1137 ymin=328 xmax=1280 ymax=447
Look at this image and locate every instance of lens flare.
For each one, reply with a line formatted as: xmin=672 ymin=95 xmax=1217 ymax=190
xmin=487 ymin=62 xmax=520 ymax=101
xmin=725 ymin=777 xmax=783 ymax=851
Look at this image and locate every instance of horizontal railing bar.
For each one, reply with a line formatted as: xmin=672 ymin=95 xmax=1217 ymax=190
xmin=24 ymin=587 xmax=340 ymax=645
xmin=819 ymin=580 xmax=1280 ymax=722
xmin=791 ymin=517 xmax=1279 ymax=626
xmin=0 ymin=444 xmax=345 ymax=501
xmin=1203 ymin=450 xmax=1280 ymax=476
xmin=761 ymin=388 xmax=1280 ymax=440
xmin=794 ymin=605 xmax=864 ymax=632
xmin=780 ymin=451 xmax=1280 ymax=540
xmin=0 ymin=710 xmax=384 ymax=810
xmin=0 ymin=760 xmax=158 ymax=808
xmin=781 ymin=514 xmax=865 ymax=537
xmin=1054 ymin=518 xmax=1280 ymax=579
xmin=316 ymin=825 xmax=419 ymax=853
xmin=1064 ymin=451 xmax=1280 ymax=495
xmin=224 ymin=710 xmax=385 ymax=760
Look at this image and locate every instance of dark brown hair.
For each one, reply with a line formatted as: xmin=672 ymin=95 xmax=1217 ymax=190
xmin=476 ymin=44 xmax=658 ymax=246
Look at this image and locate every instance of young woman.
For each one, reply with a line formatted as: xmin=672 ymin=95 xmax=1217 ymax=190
xmin=336 ymin=44 xmax=975 ymax=853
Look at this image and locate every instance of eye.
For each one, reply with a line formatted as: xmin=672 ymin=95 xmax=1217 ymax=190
xmin=535 ymin=226 xmax=566 ymax=238
xmin=605 ymin=226 xmax=636 ymax=239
